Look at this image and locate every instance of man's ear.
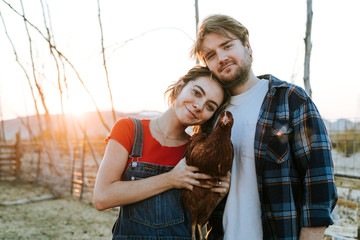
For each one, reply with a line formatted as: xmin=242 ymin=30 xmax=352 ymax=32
xmin=245 ymin=39 xmax=253 ymax=61
xmin=245 ymin=40 xmax=252 ymax=52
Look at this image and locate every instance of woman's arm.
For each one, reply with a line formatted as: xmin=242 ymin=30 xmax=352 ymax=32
xmin=93 ymin=139 xmax=210 ymax=211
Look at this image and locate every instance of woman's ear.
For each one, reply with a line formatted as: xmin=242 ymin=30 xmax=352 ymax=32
xmin=174 ymin=80 xmax=185 ymax=98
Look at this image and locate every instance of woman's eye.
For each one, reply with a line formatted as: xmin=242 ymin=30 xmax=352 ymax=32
xmin=206 ymin=104 xmax=215 ymax=112
xmin=192 ymin=89 xmax=201 ymax=96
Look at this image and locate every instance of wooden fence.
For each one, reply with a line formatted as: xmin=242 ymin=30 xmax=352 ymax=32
xmin=1 ymin=130 xmax=360 ymax=239
xmin=324 ymin=175 xmax=360 ymax=240
xmin=0 ymin=133 xmax=21 ymax=180
xmin=70 ymin=138 xmax=99 ymax=200
xmin=0 ymin=136 xmax=105 ymax=201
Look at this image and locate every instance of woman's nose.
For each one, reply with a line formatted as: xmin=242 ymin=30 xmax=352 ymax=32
xmin=193 ymin=102 xmax=203 ymax=112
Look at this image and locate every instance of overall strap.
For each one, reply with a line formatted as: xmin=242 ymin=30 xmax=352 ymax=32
xmin=129 ymin=117 xmax=143 ymax=159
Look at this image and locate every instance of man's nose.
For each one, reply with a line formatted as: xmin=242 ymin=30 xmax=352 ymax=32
xmin=218 ymin=51 xmax=229 ymax=63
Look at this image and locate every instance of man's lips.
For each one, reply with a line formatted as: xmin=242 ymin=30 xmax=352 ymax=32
xmin=219 ymin=63 xmax=233 ymax=73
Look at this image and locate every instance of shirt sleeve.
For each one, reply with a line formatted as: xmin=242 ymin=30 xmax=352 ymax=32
xmin=291 ymin=95 xmax=338 ymax=227
xmin=105 ymin=118 xmax=134 ymax=154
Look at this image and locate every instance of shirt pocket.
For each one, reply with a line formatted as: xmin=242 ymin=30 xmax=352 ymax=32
xmin=128 ymin=176 xmax=185 ymax=228
xmin=266 ymin=123 xmax=293 ymax=164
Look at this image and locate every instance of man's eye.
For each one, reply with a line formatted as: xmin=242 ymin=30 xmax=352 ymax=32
xmin=224 ymin=44 xmax=232 ymax=49
xmin=206 ymin=53 xmax=215 ymax=60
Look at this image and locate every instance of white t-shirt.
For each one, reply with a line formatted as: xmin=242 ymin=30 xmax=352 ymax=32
xmin=223 ymin=79 xmax=268 ymax=240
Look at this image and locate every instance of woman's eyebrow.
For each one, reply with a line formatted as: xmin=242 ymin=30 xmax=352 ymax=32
xmin=193 ymin=84 xmax=206 ymax=95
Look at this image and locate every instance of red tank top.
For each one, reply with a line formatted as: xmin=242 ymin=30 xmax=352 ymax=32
xmin=106 ymin=118 xmax=189 ymax=169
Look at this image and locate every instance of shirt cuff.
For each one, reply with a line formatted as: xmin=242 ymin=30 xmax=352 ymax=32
xmin=300 ymin=204 xmax=335 ymax=227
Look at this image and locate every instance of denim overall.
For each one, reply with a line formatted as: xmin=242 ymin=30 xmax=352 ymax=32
xmin=112 ymin=118 xmax=191 ymax=240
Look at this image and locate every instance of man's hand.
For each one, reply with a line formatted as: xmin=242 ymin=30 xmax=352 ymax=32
xmin=299 ymin=226 xmax=326 ymax=240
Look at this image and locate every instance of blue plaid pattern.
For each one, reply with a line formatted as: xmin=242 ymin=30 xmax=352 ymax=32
xmin=255 ymin=75 xmax=338 ymax=239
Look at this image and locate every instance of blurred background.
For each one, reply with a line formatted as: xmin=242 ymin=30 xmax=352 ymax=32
xmin=0 ymin=0 xmax=359 ymax=239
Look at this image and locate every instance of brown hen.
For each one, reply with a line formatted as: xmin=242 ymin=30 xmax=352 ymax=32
xmin=181 ymin=111 xmax=234 ymax=240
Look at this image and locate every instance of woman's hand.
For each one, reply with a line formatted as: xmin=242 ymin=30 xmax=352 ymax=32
xmin=168 ymin=158 xmax=212 ymax=191
xmin=209 ymin=171 xmax=231 ymax=197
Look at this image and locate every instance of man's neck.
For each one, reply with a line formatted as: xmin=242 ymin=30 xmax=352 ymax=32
xmin=231 ymin=70 xmax=259 ymax=96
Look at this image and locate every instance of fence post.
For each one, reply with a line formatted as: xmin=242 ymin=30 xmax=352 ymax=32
xmin=70 ymin=144 xmax=77 ymax=195
xmin=80 ymin=137 xmax=86 ymax=200
xmin=15 ymin=131 xmax=22 ymax=179
xmin=36 ymin=146 xmax=42 ymax=184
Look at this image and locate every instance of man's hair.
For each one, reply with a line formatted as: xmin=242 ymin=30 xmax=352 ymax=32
xmin=191 ymin=14 xmax=249 ymax=63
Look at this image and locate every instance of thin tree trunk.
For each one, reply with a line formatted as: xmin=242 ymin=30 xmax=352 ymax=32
xmin=304 ymin=0 xmax=313 ymax=97
xmin=39 ymin=0 xmax=73 ymax=162
xmin=97 ymin=0 xmax=116 ymax=123
xmin=20 ymin=0 xmax=64 ymax=176
xmin=194 ymin=0 xmax=199 ymax=64
xmin=0 ymin=97 xmax=5 ymax=142
xmin=2 ymin=0 xmax=111 ymax=133
xmin=0 ymin=9 xmax=58 ymax=175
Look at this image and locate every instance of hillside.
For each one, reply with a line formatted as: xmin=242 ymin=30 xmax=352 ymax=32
xmin=2 ymin=110 xmax=161 ymax=141
xmin=2 ymin=112 xmax=358 ymax=142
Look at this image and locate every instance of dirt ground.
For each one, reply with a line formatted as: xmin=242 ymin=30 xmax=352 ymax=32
xmin=1 ymin=181 xmax=358 ymax=240
xmin=0 ymin=180 xmax=118 ymax=240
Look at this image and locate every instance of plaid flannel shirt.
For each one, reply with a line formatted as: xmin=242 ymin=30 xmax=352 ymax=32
xmin=207 ymin=75 xmax=337 ymax=240
xmin=255 ymin=75 xmax=338 ymax=239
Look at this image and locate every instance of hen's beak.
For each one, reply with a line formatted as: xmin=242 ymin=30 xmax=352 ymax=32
xmin=222 ymin=113 xmax=230 ymax=125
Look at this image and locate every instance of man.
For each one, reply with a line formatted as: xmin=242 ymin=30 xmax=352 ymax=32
xmin=191 ymin=14 xmax=338 ymax=240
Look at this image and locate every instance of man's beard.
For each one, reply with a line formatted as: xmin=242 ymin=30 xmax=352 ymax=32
xmin=220 ymin=62 xmax=251 ymax=90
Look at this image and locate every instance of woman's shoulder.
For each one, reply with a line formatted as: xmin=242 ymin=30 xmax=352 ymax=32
xmin=106 ymin=118 xmax=136 ymax=152
xmin=112 ymin=117 xmax=149 ymax=128
xmin=108 ymin=118 xmax=150 ymax=143
xmin=112 ymin=118 xmax=134 ymax=133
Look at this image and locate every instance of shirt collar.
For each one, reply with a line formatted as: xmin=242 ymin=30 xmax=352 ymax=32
xmin=258 ymin=74 xmax=292 ymax=96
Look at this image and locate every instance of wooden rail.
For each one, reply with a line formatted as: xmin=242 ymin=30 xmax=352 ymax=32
xmin=324 ymin=175 xmax=360 ymax=239
xmin=335 ymin=174 xmax=360 ymax=189
xmin=0 ymin=133 xmax=21 ymax=180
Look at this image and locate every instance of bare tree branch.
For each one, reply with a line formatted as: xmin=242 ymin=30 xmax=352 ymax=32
xmin=20 ymin=0 xmax=63 ymax=176
xmin=2 ymin=0 xmax=111 ymax=132
xmin=97 ymin=0 xmax=116 ymax=123
xmin=1 ymin=8 xmax=59 ymax=175
xmin=106 ymin=27 xmax=194 ymax=60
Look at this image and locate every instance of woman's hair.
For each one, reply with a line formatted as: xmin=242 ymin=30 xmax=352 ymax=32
xmin=191 ymin=14 xmax=249 ymax=63
xmin=165 ymin=65 xmax=231 ymax=134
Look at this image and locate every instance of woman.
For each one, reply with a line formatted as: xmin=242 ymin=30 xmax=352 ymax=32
xmin=93 ymin=66 xmax=231 ymax=239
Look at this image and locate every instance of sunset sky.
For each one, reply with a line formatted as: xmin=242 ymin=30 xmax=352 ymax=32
xmin=0 ymin=0 xmax=359 ymax=121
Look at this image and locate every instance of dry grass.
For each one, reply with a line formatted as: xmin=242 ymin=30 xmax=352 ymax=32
xmin=0 ymin=180 xmax=118 ymax=240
